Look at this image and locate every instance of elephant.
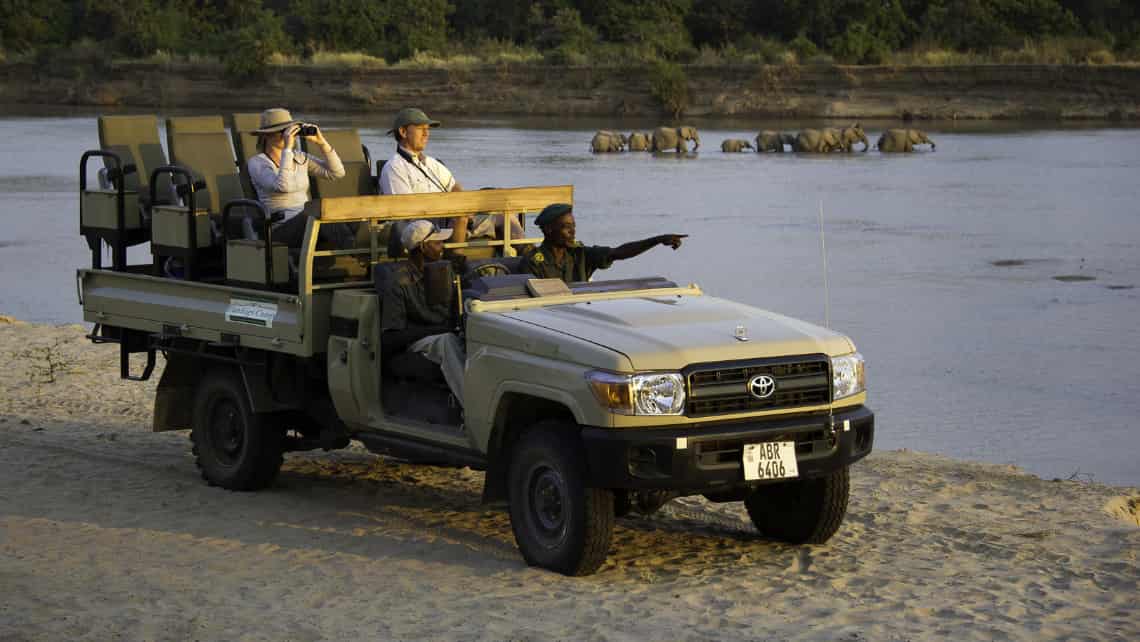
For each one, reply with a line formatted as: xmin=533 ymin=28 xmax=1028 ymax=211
xmin=755 ymin=130 xmax=795 ymax=152
xmin=590 ymin=131 xmax=625 ymax=153
xmin=650 ymin=126 xmax=700 ymax=152
xmin=721 ymin=138 xmax=754 ymax=152
xmin=794 ymin=128 xmax=844 ymax=153
xmin=627 ymin=132 xmax=651 ymax=151
xmin=838 ymin=123 xmax=869 ymax=151
xmin=877 ymin=129 xmax=936 ymax=152
xmin=599 ymin=130 xmax=628 ymax=147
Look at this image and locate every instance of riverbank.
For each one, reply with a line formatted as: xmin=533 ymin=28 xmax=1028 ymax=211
xmin=1 ymin=317 xmax=1137 ymax=640
xmin=3 ymin=61 xmax=1139 ymax=120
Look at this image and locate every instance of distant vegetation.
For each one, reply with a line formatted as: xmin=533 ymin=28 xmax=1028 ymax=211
xmin=3 ymin=0 xmax=1138 ymax=75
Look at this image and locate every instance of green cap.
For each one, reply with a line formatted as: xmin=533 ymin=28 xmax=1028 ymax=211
xmin=387 ymin=107 xmax=441 ymax=134
xmin=535 ymin=203 xmax=573 ymax=228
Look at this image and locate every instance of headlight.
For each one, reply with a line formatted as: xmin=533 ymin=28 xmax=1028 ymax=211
xmin=586 ymin=370 xmax=686 ymax=415
xmin=831 ymin=352 xmax=865 ymax=400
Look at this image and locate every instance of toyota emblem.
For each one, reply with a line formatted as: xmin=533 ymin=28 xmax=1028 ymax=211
xmin=748 ymin=374 xmax=776 ymax=399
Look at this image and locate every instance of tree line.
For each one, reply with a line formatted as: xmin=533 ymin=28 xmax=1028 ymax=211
xmin=3 ymin=0 xmax=1138 ymax=73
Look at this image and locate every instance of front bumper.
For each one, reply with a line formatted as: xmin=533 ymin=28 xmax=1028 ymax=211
xmin=581 ymin=405 xmax=874 ymax=492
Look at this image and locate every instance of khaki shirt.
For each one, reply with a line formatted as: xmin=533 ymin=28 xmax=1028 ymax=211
xmin=381 ymin=262 xmax=452 ymax=332
xmin=521 ymin=242 xmax=614 ymax=283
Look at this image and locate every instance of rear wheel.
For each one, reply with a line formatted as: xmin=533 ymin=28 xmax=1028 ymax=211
xmin=507 ymin=421 xmax=614 ymax=576
xmin=744 ymin=467 xmax=849 ymax=544
xmin=190 ymin=369 xmax=283 ymax=491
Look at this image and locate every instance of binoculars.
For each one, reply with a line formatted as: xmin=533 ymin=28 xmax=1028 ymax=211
xmin=297 ymin=124 xmax=318 ymax=136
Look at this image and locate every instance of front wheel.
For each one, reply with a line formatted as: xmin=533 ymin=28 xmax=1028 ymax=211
xmin=744 ymin=467 xmax=849 ymax=544
xmin=507 ymin=421 xmax=614 ymax=576
xmin=190 ymin=369 xmax=283 ymax=491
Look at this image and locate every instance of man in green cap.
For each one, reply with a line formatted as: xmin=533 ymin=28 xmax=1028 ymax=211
xmin=379 ymin=107 xmax=467 ymax=244
xmin=520 ymin=203 xmax=687 ymax=283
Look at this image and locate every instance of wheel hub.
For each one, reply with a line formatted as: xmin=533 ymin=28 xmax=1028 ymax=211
xmin=529 ymin=466 xmax=568 ymax=540
xmin=208 ymin=398 xmax=244 ymax=465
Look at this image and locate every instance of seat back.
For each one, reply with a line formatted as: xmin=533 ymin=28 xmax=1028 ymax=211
xmin=230 ymin=113 xmax=263 ymax=199
xmin=168 ymin=131 xmax=245 ymax=214
xmin=165 ymin=116 xmax=226 ymax=156
xmin=230 ymin=113 xmax=262 ymax=133
xmin=98 ymin=115 xmax=167 ymax=194
xmin=373 ymin=260 xmax=403 ymax=301
xmin=306 ymin=129 xmax=376 ymax=199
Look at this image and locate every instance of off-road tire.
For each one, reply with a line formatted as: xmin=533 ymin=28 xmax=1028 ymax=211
xmin=507 ymin=421 xmax=614 ymax=576
xmin=190 ymin=369 xmax=283 ymax=491
xmin=744 ymin=467 xmax=849 ymax=544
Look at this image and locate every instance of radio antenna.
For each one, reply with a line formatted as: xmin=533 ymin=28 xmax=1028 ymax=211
xmin=818 ymin=199 xmax=831 ymax=329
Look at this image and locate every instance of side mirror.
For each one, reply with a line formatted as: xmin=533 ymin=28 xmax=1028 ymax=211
xmin=424 ymin=260 xmax=455 ymax=308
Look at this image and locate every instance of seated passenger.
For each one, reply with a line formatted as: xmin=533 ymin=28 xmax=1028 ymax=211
xmin=247 ymin=107 xmax=348 ymax=247
xmin=520 ymin=203 xmax=687 ymax=282
xmin=381 ymin=220 xmax=466 ymax=405
xmin=378 ymin=107 xmax=468 ymax=246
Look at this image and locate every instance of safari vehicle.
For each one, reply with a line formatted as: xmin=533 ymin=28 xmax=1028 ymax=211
xmin=77 ymin=121 xmax=873 ymax=576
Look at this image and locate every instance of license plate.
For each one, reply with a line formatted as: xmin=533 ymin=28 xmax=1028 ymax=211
xmin=743 ymin=441 xmax=799 ymax=481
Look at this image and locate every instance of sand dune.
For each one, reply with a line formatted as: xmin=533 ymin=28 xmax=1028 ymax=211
xmin=2 ymin=320 xmax=1137 ymax=641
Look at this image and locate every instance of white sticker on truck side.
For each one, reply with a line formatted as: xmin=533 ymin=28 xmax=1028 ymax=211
xmin=225 ymin=298 xmax=278 ymax=328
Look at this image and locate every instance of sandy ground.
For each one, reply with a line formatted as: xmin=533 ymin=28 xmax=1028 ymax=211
xmin=1 ymin=318 xmax=1137 ymax=641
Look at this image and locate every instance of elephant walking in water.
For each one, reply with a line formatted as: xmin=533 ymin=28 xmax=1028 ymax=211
xmin=651 ymin=126 xmax=700 ymax=152
xmin=794 ymin=129 xmax=843 ymax=153
xmin=755 ymin=130 xmax=795 ymax=152
xmin=839 ymin=124 xmax=870 ymax=151
xmin=877 ymin=129 xmax=936 ymax=152
xmin=590 ymin=130 xmax=626 ymax=153
xmin=721 ymin=138 xmax=754 ymax=152
xmin=627 ymin=132 xmax=651 ymax=151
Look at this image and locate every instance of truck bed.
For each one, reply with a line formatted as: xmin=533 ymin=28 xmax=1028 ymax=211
xmin=78 ymin=268 xmax=325 ymax=356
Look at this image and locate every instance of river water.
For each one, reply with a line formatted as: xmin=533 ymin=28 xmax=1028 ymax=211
xmin=1 ymin=110 xmax=1138 ymax=486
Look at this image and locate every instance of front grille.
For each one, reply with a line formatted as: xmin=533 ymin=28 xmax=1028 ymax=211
xmin=685 ymin=356 xmax=830 ymax=417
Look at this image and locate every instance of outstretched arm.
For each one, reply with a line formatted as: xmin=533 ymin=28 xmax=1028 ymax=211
xmin=610 ymin=234 xmax=687 ymax=261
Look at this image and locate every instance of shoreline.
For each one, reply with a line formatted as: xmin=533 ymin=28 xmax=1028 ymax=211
xmin=2 ymin=314 xmax=1137 ymax=494
xmin=3 ymin=61 xmax=1140 ymax=121
xmin=2 ymin=316 xmax=1138 ymax=639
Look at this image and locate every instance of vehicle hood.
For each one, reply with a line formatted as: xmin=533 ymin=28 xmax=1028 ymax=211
xmin=500 ymin=294 xmax=855 ymax=371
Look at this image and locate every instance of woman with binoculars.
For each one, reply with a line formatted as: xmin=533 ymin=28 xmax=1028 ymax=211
xmin=248 ymin=107 xmax=347 ymax=247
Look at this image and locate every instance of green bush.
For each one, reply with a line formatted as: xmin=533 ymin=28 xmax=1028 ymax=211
xmin=215 ymin=7 xmax=288 ymax=79
xmin=648 ymin=60 xmax=689 ymax=118
xmin=829 ymin=22 xmax=891 ymax=64
xmin=2 ymin=0 xmax=72 ymax=52
xmin=734 ymin=34 xmax=793 ymax=64
xmin=387 ymin=0 xmax=451 ymax=60
xmin=789 ymin=34 xmax=819 ymax=62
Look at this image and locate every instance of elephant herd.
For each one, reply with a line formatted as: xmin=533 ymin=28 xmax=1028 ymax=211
xmin=591 ymin=126 xmax=701 ymax=153
xmin=591 ymin=124 xmax=935 ymax=154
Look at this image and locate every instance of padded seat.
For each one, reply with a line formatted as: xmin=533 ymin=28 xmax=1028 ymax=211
xmin=229 ymin=113 xmax=263 ymax=199
xmin=305 ymin=129 xmax=375 ymax=199
xmin=165 ymin=115 xmax=226 ymax=155
xmin=98 ymin=115 xmax=169 ymax=199
xmin=168 ymin=131 xmax=245 ymax=215
xmin=230 ymin=113 xmax=262 ymax=133
xmin=81 ymin=115 xmax=170 ymax=270
xmin=155 ymin=131 xmax=271 ymax=281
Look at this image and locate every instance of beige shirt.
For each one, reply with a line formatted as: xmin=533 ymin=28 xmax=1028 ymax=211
xmin=248 ymin=147 xmax=344 ymax=220
xmin=378 ymin=147 xmax=456 ymax=195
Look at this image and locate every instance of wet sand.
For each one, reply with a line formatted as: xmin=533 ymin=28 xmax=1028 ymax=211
xmin=1 ymin=318 xmax=1137 ymax=641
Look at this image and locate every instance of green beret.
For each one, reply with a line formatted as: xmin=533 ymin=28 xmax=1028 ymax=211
xmin=535 ymin=203 xmax=572 ymax=228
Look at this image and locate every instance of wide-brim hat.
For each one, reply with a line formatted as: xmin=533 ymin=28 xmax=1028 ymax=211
xmin=401 ymin=220 xmax=454 ymax=250
xmin=387 ymin=107 xmax=441 ymax=135
xmin=253 ymin=108 xmax=301 ymax=134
